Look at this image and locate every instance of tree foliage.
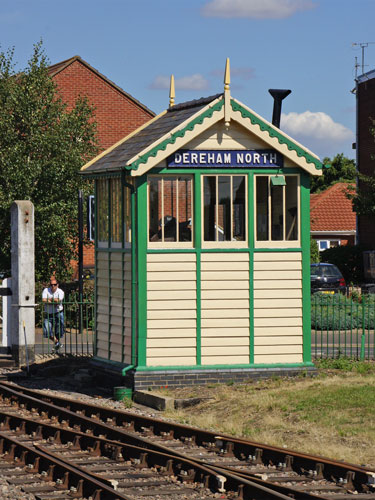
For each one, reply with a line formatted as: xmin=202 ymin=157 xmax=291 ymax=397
xmin=310 ymin=153 xmax=356 ymax=193
xmin=0 ymin=42 xmax=98 ymax=282
xmin=310 ymin=238 xmax=320 ymax=263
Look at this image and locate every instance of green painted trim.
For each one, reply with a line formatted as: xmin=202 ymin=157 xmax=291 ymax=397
xmin=136 ymin=175 xmax=148 ymax=366
xmin=300 ymin=172 xmax=312 ymax=363
xmin=122 ymin=364 xmax=135 ymax=375
xmin=128 ymin=100 xmax=224 ymax=171
xmin=121 ymin=172 xmax=125 ymax=364
xmin=194 ymin=174 xmax=202 ymax=365
xmin=94 ymin=181 xmax=98 ymax=357
xmin=160 ymin=167 xmax=303 ymax=176
xmin=253 ymin=248 xmax=302 ymax=252
xmin=136 ymin=362 xmax=315 ymax=372
xmin=130 ymin=183 xmax=137 ymax=366
xmin=248 ymin=172 xmax=254 ymax=364
xmin=82 ymin=172 xmax=122 ymax=179
xmin=231 ymin=100 xmax=327 ymax=171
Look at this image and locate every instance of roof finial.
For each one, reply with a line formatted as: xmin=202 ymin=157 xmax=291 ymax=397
xmin=224 ymin=57 xmax=230 ymax=91
xmin=224 ymin=58 xmax=231 ymax=127
xmin=169 ymin=74 xmax=175 ymax=107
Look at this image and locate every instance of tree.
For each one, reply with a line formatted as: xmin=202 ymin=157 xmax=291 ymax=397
xmin=310 ymin=153 xmax=356 ymax=193
xmin=310 ymin=238 xmax=320 ymax=263
xmin=0 ymin=42 xmax=98 ymax=282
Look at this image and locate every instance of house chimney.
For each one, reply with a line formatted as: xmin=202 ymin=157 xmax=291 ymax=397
xmin=268 ymin=89 xmax=291 ymax=128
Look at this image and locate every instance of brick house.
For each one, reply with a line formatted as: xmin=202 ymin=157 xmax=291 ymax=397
xmin=48 ymin=56 xmax=155 ymax=273
xmin=356 ymin=70 xmax=375 ymax=248
xmin=310 ymin=182 xmax=356 ymax=251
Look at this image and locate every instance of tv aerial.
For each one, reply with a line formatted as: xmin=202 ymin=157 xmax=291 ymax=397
xmin=352 ymin=42 xmax=375 ymax=77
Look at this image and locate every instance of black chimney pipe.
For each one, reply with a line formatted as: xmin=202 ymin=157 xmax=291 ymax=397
xmin=268 ymin=89 xmax=291 ymax=128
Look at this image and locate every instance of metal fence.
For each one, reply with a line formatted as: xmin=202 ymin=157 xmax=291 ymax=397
xmin=312 ymin=293 xmax=375 ymax=360
xmin=37 ymin=294 xmax=95 ymax=357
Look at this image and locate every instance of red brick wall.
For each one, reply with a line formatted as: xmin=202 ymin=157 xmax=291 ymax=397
xmin=52 ymin=60 xmax=154 ymax=151
xmin=357 ymin=77 xmax=375 ymax=248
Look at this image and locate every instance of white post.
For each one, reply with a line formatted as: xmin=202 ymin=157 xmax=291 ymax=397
xmin=11 ymin=201 xmax=35 ymax=366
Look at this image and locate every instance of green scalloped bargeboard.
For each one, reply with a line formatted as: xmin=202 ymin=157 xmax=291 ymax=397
xmin=230 ymin=100 xmax=327 ymax=171
xmin=129 ymin=99 xmax=225 ymax=171
xmin=128 ymin=97 xmax=328 ymax=173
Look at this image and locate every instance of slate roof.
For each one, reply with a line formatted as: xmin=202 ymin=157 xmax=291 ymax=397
xmin=82 ymin=94 xmax=222 ymax=174
xmin=81 ymin=92 xmax=327 ymax=176
xmin=48 ymin=55 xmax=154 ymax=117
xmin=310 ymin=182 xmax=356 ymax=232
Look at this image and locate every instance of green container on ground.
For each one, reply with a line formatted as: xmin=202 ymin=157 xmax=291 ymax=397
xmin=113 ymin=386 xmax=133 ymax=401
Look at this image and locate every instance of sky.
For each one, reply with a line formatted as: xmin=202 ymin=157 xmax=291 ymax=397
xmin=1 ymin=0 xmax=374 ymax=161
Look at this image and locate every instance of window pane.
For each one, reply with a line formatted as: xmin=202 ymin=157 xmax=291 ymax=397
xmin=271 ymin=185 xmax=283 ymax=240
xmin=149 ymin=178 xmax=161 ymax=242
xmin=163 ymin=178 xmax=177 ymax=242
xmin=256 ymin=177 xmax=268 ymax=240
xmin=97 ymin=179 xmax=108 ymax=242
xmin=204 ymin=176 xmax=217 ymax=241
xmin=233 ymin=176 xmax=246 ymax=241
xmin=285 ymin=176 xmax=298 ymax=241
xmin=218 ymin=176 xmax=231 ymax=241
xmin=111 ymin=178 xmax=121 ymax=244
xmin=178 ymin=177 xmax=192 ymax=242
xmin=123 ymin=179 xmax=133 ymax=244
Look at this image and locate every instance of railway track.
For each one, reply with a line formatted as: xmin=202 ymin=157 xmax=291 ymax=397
xmin=0 ymin=381 xmax=374 ymax=499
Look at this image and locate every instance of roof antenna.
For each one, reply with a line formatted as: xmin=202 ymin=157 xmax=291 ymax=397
xmin=268 ymin=89 xmax=291 ymax=128
xmin=169 ymin=75 xmax=175 ymax=107
xmin=224 ymin=58 xmax=231 ymax=127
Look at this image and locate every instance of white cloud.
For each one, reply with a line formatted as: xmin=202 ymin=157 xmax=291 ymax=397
xmin=201 ymin=0 xmax=316 ymax=19
xmin=150 ymin=74 xmax=209 ymax=91
xmin=281 ymin=111 xmax=354 ymax=158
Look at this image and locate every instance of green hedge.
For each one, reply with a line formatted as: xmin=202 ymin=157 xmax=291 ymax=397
xmin=320 ymin=244 xmax=370 ymax=284
xmin=311 ymin=293 xmax=375 ymax=330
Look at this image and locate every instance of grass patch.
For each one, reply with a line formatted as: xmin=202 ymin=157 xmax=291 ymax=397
xmin=160 ymin=370 xmax=375 ymax=467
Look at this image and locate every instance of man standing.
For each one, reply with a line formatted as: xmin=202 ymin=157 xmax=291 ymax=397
xmin=42 ymin=278 xmax=64 ymax=352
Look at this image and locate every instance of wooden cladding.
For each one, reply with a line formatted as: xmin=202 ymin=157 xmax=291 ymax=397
xmin=253 ymin=252 xmax=303 ymax=364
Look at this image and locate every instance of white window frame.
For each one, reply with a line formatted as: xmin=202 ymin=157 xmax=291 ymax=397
xmin=254 ymin=174 xmax=300 ymax=248
xmin=318 ymin=239 xmax=341 ymax=251
xmin=201 ymin=174 xmax=248 ymax=249
xmin=147 ymin=175 xmax=194 ymax=249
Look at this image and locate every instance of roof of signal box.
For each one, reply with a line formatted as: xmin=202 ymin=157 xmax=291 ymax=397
xmin=81 ymin=65 xmax=327 ymax=177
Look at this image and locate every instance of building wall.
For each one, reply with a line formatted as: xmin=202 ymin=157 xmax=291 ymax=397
xmin=52 ymin=59 xmax=154 ymax=151
xmin=253 ymin=252 xmax=303 ymax=364
xmin=357 ymin=76 xmax=375 ymax=248
xmin=140 ymin=122 xmax=307 ymax=368
xmin=96 ymin=251 xmax=132 ymax=364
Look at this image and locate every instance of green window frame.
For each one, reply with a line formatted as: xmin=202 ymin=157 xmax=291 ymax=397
xmin=202 ymin=174 xmax=247 ymax=248
xmin=148 ymin=175 xmax=193 ymax=248
xmin=255 ymin=174 xmax=300 ymax=248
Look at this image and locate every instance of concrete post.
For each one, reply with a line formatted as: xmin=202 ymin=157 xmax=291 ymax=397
xmin=11 ymin=201 xmax=35 ymax=366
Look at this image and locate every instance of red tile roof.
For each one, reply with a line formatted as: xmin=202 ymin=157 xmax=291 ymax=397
xmin=310 ymin=182 xmax=356 ymax=231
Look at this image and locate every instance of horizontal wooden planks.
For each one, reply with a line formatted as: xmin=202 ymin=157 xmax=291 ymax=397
xmin=146 ymin=253 xmax=197 ymax=365
xmin=253 ymin=251 xmax=303 ymax=363
xmin=201 ymin=252 xmax=250 ymax=365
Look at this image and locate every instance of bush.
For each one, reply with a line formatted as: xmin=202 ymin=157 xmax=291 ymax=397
xmin=311 ymin=238 xmax=320 ymax=263
xmin=320 ymin=244 xmax=370 ymax=284
xmin=311 ymin=293 xmax=375 ymax=330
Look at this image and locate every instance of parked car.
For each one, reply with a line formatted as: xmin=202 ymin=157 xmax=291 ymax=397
xmin=310 ymin=263 xmax=346 ymax=294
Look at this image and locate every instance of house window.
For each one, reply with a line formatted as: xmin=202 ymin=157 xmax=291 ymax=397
xmin=255 ymin=175 xmax=299 ymax=246
xmin=318 ymin=240 xmax=340 ymax=251
xmin=148 ymin=176 xmax=193 ymax=247
xmin=97 ymin=179 xmax=109 ymax=247
xmin=203 ymin=175 xmax=247 ymax=246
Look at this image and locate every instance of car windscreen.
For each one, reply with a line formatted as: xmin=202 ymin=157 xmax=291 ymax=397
xmin=311 ymin=265 xmax=341 ymax=278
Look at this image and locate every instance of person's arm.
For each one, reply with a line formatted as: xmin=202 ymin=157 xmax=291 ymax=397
xmin=42 ymin=290 xmax=60 ymax=304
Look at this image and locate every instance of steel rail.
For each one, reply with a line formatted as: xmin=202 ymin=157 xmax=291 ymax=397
xmin=0 ymin=408 xmax=297 ymax=500
xmin=2 ymin=382 xmax=374 ymax=491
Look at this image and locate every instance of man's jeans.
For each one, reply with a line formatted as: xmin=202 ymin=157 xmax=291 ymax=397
xmin=43 ymin=311 xmax=64 ymax=340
